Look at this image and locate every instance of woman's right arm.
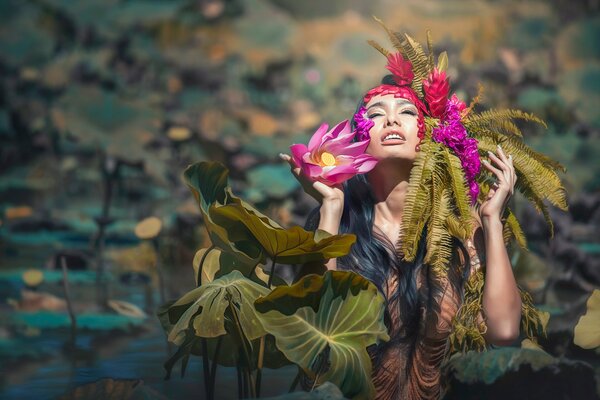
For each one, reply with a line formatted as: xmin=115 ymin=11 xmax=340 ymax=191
xmin=279 ymin=153 xmax=344 ymax=270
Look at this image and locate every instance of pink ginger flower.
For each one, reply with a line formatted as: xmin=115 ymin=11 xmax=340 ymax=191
xmin=423 ymin=68 xmax=450 ymax=119
xmin=386 ymin=53 xmax=414 ymax=86
xmin=290 ymin=120 xmax=378 ymax=186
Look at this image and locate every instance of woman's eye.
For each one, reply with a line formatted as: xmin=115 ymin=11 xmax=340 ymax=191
xmin=368 ymin=113 xmax=382 ymax=118
xmin=401 ymin=109 xmax=417 ymax=116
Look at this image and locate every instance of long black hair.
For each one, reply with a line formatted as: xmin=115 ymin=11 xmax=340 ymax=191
xmin=303 ymin=80 xmax=471 ymax=374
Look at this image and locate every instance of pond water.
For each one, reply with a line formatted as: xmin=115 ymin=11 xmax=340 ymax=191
xmin=0 ymin=267 xmax=297 ymax=400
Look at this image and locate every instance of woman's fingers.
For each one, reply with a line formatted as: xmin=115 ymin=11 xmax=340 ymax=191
xmin=482 ymin=159 xmax=506 ymax=185
xmin=496 ymin=145 xmax=517 ymax=195
xmin=487 ymin=147 xmax=517 ymax=195
xmin=279 ymin=153 xmax=301 ymax=177
xmin=487 ymin=150 xmax=510 ymax=174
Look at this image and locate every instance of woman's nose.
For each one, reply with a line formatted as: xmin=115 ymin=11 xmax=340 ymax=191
xmin=386 ymin=113 xmax=400 ymax=126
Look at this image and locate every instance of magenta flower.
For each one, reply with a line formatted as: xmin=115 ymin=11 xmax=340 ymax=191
xmin=432 ymin=96 xmax=481 ymax=203
xmin=353 ymin=106 xmax=374 ymax=142
xmin=290 ymin=120 xmax=378 ymax=186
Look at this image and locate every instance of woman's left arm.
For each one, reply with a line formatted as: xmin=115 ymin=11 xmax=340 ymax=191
xmin=478 ymin=144 xmax=522 ymax=345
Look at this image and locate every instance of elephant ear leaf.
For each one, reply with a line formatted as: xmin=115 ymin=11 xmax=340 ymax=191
xmin=574 ymin=289 xmax=600 ymax=349
xmin=184 ymin=162 xmax=263 ymax=266
xmin=210 ymin=203 xmax=356 ymax=264
xmin=254 ymin=271 xmax=389 ymax=400
xmin=183 ymin=161 xmax=228 ymax=211
xmin=167 ymin=271 xmax=270 ymax=346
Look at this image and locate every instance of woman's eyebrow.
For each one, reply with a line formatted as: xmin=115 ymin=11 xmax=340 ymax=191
xmin=367 ymin=101 xmax=384 ymax=110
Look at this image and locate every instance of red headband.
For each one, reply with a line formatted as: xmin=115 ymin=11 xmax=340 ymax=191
xmin=362 ymin=84 xmax=427 ymax=140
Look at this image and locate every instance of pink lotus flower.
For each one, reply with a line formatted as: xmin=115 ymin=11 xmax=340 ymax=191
xmin=386 ymin=53 xmax=414 ymax=86
xmin=290 ymin=120 xmax=378 ymax=186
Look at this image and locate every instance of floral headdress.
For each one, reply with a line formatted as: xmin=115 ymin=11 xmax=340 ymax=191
xmin=364 ymin=18 xmax=568 ymax=352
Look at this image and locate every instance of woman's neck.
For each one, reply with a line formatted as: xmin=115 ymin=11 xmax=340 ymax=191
xmin=367 ymin=159 xmax=412 ymax=228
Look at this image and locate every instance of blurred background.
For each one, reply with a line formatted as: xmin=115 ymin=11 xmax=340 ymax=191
xmin=0 ymin=0 xmax=599 ymax=399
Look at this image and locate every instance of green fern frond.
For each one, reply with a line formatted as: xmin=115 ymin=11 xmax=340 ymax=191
xmin=505 ymin=208 xmax=528 ymax=249
xmin=399 ymin=33 xmax=431 ymax=95
xmin=476 ymin=134 xmax=567 ymax=210
xmin=520 ymin=289 xmax=548 ymax=340
xmin=450 ymin=272 xmax=547 ymax=352
xmin=471 ymin=118 xmax=524 ymax=137
xmin=367 ymin=39 xmax=390 ymax=57
xmin=443 ymin=148 xmax=474 ymax=240
xmin=446 ymin=214 xmax=470 ymax=239
xmin=464 ymin=83 xmax=484 ymax=116
xmin=465 ymin=108 xmax=547 ymax=129
xmin=373 ymin=16 xmax=405 ymax=54
xmin=399 ymin=139 xmax=438 ymax=261
xmin=372 ymin=18 xmax=430 ymax=93
xmin=476 ymin=129 xmax=566 ymax=173
xmin=426 ymin=30 xmax=434 ymax=69
xmin=425 ymin=187 xmax=454 ymax=277
xmin=449 ymin=270 xmax=487 ymax=352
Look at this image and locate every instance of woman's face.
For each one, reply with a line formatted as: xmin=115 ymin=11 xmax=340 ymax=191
xmin=363 ymin=93 xmax=420 ymax=162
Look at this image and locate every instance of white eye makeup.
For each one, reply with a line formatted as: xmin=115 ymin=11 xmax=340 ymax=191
xmin=366 ymin=99 xmax=417 ymax=119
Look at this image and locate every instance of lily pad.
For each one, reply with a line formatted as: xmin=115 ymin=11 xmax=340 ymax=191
xmin=444 ymin=347 xmax=555 ymax=385
xmin=255 ymin=271 xmax=389 ymax=400
xmin=11 ymin=311 xmax=145 ymax=331
xmin=574 ymin=289 xmax=600 ymax=349
xmin=443 ymin=347 xmax=598 ymax=399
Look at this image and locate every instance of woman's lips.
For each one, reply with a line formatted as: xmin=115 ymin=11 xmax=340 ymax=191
xmin=381 ymin=138 xmax=406 ymax=146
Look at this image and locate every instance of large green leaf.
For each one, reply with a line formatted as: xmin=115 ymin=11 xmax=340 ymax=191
xmin=183 ymin=162 xmax=229 ymax=212
xmin=254 ymin=271 xmax=389 ymax=400
xmin=183 ymin=161 xmax=354 ymax=270
xmin=574 ymin=289 xmax=600 ymax=349
xmin=210 ymin=201 xmax=356 ymax=264
xmin=192 ymin=247 xmax=287 ymax=287
xmin=166 ymin=270 xmax=270 ymax=346
xmin=183 ymin=162 xmax=273 ymax=267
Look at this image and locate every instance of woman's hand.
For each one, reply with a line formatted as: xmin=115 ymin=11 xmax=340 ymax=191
xmin=279 ymin=153 xmax=344 ymax=208
xmin=479 ymin=145 xmax=516 ymax=221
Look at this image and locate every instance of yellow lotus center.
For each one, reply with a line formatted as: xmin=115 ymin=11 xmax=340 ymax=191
xmin=320 ymin=152 xmax=336 ymax=166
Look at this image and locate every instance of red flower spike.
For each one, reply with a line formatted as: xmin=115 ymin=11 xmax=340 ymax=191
xmin=423 ymin=68 xmax=450 ymax=119
xmin=385 ymin=53 xmax=414 ymax=86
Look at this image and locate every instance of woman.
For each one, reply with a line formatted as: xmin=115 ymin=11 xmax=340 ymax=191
xmin=279 ymin=74 xmax=523 ymax=398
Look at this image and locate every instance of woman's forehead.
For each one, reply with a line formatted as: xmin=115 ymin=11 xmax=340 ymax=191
xmin=365 ymin=94 xmax=415 ymax=109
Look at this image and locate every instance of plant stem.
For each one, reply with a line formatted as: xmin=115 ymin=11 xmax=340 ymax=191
xmin=197 ymin=244 xmax=216 ymax=286
xmin=242 ymin=365 xmax=248 ymax=398
xmin=311 ymin=371 xmax=321 ymax=392
xmin=209 ymin=335 xmax=223 ymax=400
xmin=236 ymin=364 xmax=242 ymax=399
xmin=201 ymin=338 xmax=210 ymax=400
xmin=60 ymin=256 xmax=77 ymax=348
xmin=229 ymin=299 xmax=255 ymax=398
xmin=289 ymin=368 xmax=301 ymax=393
xmin=245 ymin=369 xmax=254 ymax=398
xmin=267 ymin=257 xmax=277 ymax=288
xmin=152 ymin=238 xmax=166 ymax=304
xmin=255 ymin=336 xmax=265 ymax=397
